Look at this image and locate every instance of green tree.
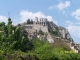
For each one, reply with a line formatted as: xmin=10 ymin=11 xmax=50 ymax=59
xmin=0 ymin=17 xmax=33 ymax=52
xmin=27 ymin=19 xmax=31 ymax=24
xmin=31 ymin=20 xmax=33 ymax=24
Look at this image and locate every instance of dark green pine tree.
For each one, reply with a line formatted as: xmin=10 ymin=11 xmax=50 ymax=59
xmin=27 ymin=19 xmax=31 ymax=24
xmin=31 ymin=19 xmax=33 ymax=24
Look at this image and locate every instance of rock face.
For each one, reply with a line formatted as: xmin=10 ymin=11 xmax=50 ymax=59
xmin=58 ymin=26 xmax=73 ymax=41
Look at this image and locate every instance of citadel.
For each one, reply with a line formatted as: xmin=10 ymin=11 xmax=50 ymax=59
xmin=22 ymin=17 xmax=72 ymax=40
xmin=21 ymin=17 xmax=80 ymax=53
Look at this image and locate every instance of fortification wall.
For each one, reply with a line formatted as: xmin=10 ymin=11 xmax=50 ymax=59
xmin=33 ymin=24 xmax=48 ymax=33
xmin=24 ymin=24 xmax=48 ymax=33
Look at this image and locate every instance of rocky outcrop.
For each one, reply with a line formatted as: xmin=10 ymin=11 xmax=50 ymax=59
xmin=58 ymin=26 xmax=73 ymax=42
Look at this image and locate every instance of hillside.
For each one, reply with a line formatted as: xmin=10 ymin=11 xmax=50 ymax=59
xmin=0 ymin=18 xmax=80 ymax=60
xmin=21 ymin=17 xmax=80 ymax=53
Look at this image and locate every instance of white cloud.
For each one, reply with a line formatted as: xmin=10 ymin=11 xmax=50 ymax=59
xmin=72 ymin=9 xmax=80 ymax=20
xmin=0 ymin=16 xmax=7 ymax=23
xmin=76 ymin=22 xmax=80 ymax=25
xmin=65 ymin=21 xmax=80 ymax=38
xmin=20 ymin=10 xmax=58 ymax=25
xmin=65 ymin=20 xmax=74 ymax=25
xmin=49 ymin=1 xmax=70 ymax=10
xmin=72 ymin=0 xmax=79 ymax=3
xmin=57 ymin=1 xmax=70 ymax=10
xmin=49 ymin=6 xmax=54 ymax=10
xmin=67 ymin=25 xmax=80 ymax=38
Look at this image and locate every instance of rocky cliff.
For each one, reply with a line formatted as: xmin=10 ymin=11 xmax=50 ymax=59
xmin=47 ymin=22 xmax=80 ymax=53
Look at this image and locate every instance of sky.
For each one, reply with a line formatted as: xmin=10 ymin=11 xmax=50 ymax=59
xmin=0 ymin=0 xmax=80 ymax=43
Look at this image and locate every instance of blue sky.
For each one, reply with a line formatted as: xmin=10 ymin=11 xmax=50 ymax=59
xmin=0 ymin=0 xmax=80 ymax=43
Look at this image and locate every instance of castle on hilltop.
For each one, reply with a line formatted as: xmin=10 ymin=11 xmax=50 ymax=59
xmin=20 ymin=17 xmax=80 ymax=53
xmin=24 ymin=17 xmax=53 ymax=33
xmin=21 ymin=17 xmax=72 ymax=40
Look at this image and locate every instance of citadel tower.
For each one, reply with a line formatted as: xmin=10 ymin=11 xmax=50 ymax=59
xmin=35 ymin=17 xmax=47 ymax=26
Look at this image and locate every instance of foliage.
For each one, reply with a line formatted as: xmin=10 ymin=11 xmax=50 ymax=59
xmin=27 ymin=19 xmax=33 ymax=24
xmin=31 ymin=20 xmax=33 ymax=24
xmin=0 ymin=50 xmax=39 ymax=60
xmin=28 ymin=39 xmax=80 ymax=60
xmin=50 ymin=29 xmax=58 ymax=36
xmin=52 ymin=41 xmax=71 ymax=51
xmin=0 ymin=18 xmax=33 ymax=52
xmin=0 ymin=18 xmax=80 ymax=60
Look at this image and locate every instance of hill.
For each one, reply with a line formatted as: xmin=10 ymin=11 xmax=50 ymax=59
xmin=20 ymin=17 xmax=80 ymax=53
xmin=0 ymin=18 xmax=80 ymax=60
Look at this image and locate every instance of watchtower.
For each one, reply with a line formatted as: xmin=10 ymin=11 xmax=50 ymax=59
xmin=35 ymin=17 xmax=38 ymax=24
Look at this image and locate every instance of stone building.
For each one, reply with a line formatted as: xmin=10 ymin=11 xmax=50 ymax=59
xmin=21 ymin=17 xmax=72 ymax=42
xmin=24 ymin=17 xmax=48 ymax=33
xmin=20 ymin=17 xmax=80 ymax=53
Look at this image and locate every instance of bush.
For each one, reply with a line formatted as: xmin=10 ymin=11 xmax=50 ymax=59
xmin=53 ymin=41 xmax=71 ymax=51
xmin=50 ymin=29 xmax=58 ymax=36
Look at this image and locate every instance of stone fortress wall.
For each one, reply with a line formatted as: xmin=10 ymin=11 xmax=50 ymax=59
xmin=25 ymin=17 xmax=49 ymax=33
xmin=23 ymin=17 xmax=72 ymax=40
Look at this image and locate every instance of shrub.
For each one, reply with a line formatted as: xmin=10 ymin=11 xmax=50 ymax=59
xmin=53 ymin=41 xmax=71 ymax=51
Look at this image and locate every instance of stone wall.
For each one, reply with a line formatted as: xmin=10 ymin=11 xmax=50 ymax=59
xmin=24 ymin=23 xmax=48 ymax=33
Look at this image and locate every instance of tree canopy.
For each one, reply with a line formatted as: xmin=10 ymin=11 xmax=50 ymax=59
xmin=0 ymin=18 xmax=33 ymax=52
